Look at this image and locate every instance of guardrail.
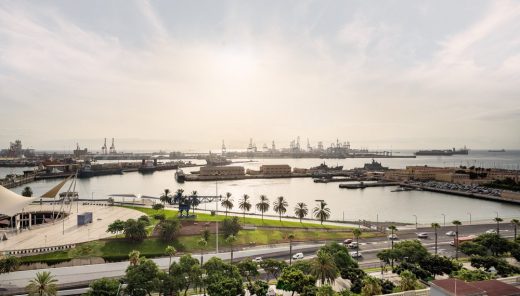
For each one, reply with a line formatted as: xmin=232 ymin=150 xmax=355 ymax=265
xmin=2 ymin=243 xmax=76 ymax=256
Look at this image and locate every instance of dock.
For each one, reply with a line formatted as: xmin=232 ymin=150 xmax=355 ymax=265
xmin=339 ymin=181 xmax=400 ymax=189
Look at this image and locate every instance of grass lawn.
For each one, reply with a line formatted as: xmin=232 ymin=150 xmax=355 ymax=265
xmin=126 ymin=206 xmax=351 ymax=229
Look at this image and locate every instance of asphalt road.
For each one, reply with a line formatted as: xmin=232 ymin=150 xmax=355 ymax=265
xmin=0 ymin=222 xmax=516 ymax=293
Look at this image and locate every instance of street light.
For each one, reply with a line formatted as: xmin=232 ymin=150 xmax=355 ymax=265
xmin=441 ymin=213 xmax=446 ymax=227
xmin=467 ymin=212 xmax=472 ymax=224
xmin=413 ymin=215 xmax=418 ymax=229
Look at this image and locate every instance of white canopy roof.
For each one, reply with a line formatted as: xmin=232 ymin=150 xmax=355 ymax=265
xmin=0 ymin=185 xmax=38 ymax=217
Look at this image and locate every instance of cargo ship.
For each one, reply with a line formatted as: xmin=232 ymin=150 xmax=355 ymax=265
xmin=78 ymin=162 xmax=123 ymax=178
xmin=309 ymin=162 xmax=343 ymax=172
xmin=205 ymin=154 xmax=232 ymax=166
xmin=488 ymin=149 xmax=506 ymax=152
xmin=415 ymin=147 xmax=469 ymax=156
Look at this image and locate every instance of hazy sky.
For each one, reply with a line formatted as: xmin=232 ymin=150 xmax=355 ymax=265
xmin=1 ymin=0 xmax=519 ymax=151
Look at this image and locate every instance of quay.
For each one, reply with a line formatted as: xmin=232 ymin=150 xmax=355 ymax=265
xmin=0 ymin=174 xmax=35 ymax=189
xmin=184 ymin=173 xmax=312 ymax=182
xmin=314 ymin=177 xmax=378 ymax=183
xmin=339 ymin=181 xmax=400 ymax=189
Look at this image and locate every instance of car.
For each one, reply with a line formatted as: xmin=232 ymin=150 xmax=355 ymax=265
xmin=292 ymin=252 xmax=304 ymax=260
xmin=253 ymin=257 xmax=263 ymax=263
xmin=343 ymin=239 xmax=353 ymax=245
xmin=347 ymin=242 xmax=359 ymax=249
xmin=349 ymin=251 xmax=363 ymax=258
xmin=485 ymin=229 xmax=497 ymax=234
xmin=388 ymin=234 xmax=398 ymax=240
xmin=446 ymin=231 xmax=456 ymax=236
xmin=417 ymin=232 xmax=429 ymax=239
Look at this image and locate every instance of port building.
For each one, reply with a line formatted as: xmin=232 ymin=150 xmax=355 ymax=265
xmin=199 ymin=166 xmax=245 ymax=177
xmin=260 ymin=164 xmax=292 ymax=175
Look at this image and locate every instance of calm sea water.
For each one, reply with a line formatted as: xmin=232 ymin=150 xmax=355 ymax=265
xmin=4 ymin=150 xmax=520 ymax=223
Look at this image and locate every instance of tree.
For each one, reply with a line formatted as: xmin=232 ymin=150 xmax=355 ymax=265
xmin=198 ymin=238 xmax=207 ymax=266
xmin=273 ymin=196 xmax=288 ymax=221
xmin=452 ymin=220 xmax=462 ymax=260
xmin=388 ymin=225 xmax=398 ymax=250
xmin=510 ymin=244 xmax=520 ymax=262
xmin=125 ymin=258 xmax=160 ymax=296
xmin=260 ymin=259 xmax=288 ymax=280
xmin=165 ymin=246 xmax=176 ymax=271
xmin=226 ymin=235 xmax=237 ymax=263
xmin=123 ymin=219 xmax=147 ymax=242
xmin=399 ymin=270 xmax=418 ymax=291
xmin=203 ymin=257 xmax=244 ymax=296
xmin=310 ymin=250 xmax=339 ymax=286
xmin=452 ymin=268 xmax=494 ymax=281
xmin=22 ymin=186 xmax=33 ymax=197
xmin=160 ymin=188 xmax=171 ymax=205
xmin=470 ymin=255 xmax=520 ymax=277
xmin=474 ymin=233 xmax=513 ymax=256
xmin=221 ymin=192 xmax=234 ymax=217
xmin=158 ymin=271 xmax=183 ymax=296
xmin=316 ymin=285 xmax=335 ymax=296
xmin=26 ymin=271 xmax=58 ymax=296
xmin=493 ymin=217 xmax=503 ymax=235
xmin=201 ymin=227 xmax=211 ymax=242
xmin=237 ymin=258 xmax=259 ymax=285
xmin=238 ymin=194 xmax=252 ymax=224
xmin=353 ymin=228 xmax=362 ymax=258
xmin=419 ymin=255 xmax=460 ymax=278
xmin=313 ymin=201 xmax=331 ymax=225
xmin=137 ymin=215 xmax=151 ymax=226
xmin=361 ymin=276 xmax=382 ymax=296
xmin=247 ymin=280 xmax=269 ymax=296
xmin=511 ymin=219 xmax=520 ymax=240
xmin=152 ymin=203 xmax=164 ymax=212
xmin=390 ymin=240 xmax=429 ymax=264
xmin=0 ymin=255 xmax=20 ymax=274
xmin=221 ymin=216 xmax=242 ymax=237
xmin=171 ymin=254 xmax=202 ymax=296
xmin=292 ymin=259 xmax=313 ymax=274
xmin=431 ymin=222 xmax=440 ymax=255
xmin=460 ymin=241 xmax=487 ymax=256
xmin=128 ymin=250 xmax=141 ymax=266
xmin=158 ymin=218 xmax=181 ymax=243
xmin=86 ymin=278 xmax=120 ymax=296
xmin=294 ymin=202 xmax=308 ymax=223
xmin=288 ymin=233 xmax=295 ymax=265
xmin=256 ymin=195 xmax=270 ymax=222
xmin=191 ymin=190 xmax=199 ymax=215
xmin=277 ymin=267 xmax=316 ymax=296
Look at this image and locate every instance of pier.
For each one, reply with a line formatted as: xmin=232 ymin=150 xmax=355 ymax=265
xmin=338 ymin=181 xmax=400 ymax=189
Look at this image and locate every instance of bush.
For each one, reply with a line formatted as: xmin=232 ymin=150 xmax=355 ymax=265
xmin=157 ymin=219 xmax=181 ymax=243
xmin=222 ymin=217 xmax=242 ymax=237
xmin=153 ymin=213 xmax=166 ymax=221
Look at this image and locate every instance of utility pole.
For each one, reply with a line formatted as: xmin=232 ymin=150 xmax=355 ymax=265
xmin=215 ymin=181 xmax=219 ymax=254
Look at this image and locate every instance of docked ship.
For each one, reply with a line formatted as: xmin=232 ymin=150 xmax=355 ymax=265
xmin=78 ymin=161 xmax=123 ymax=178
xmin=309 ymin=162 xmax=343 ymax=172
xmin=488 ymin=149 xmax=506 ymax=152
xmin=363 ymin=159 xmax=388 ymax=171
xmin=415 ymin=150 xmax=454 ymax=156
xmin=451 ymin=146 xmax=469 ymax=155
xmin=138 ymin=160 xmax=156 ymax=174
xmin=175 ymin=169 xmax=186 ymax=183
xmin=205 ymin=154 xmax=232 ymax=166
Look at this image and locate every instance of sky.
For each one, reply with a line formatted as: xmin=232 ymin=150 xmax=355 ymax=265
xmin=0 ymin=0 xmax=519 ymax=152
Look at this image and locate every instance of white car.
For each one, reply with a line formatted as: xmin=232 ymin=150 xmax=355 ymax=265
xmin=446 ymin=231 xmax=456 ymax=236
xmin=486 ymin=229 xmax=497 ymax=234
xmin=292 ymin=252 xmax=304 ymax=260
xmin=417 ymin=233 xmax=429 ymax=239
xmin=388 ymin=234 xmax=399 ymax=240
xmin=253 ymin=257 xmax=263 ymax=263
xmin=349 ymin=251 xmax=363 ymax=258
xmin=347 ymin=242 xmax=359 ymax=249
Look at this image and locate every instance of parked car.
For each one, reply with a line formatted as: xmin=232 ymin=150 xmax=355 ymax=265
xmin=292 ymin=252 xmax=304 ymax=260
xmin=417 ymin=232 xmax=429 ymax=239
xmin=445 ymin=231 xmax=456 ymax=236
xmin=343 ymin=239 xmax=353 ymax=245
xmin=349 ymin=251 xmax=363 ymax=258
xmin=485 ymin=229 xmax=497 ymax=234
xmin=253 ymin=257 xmax=263 ymax=263
xmin=388 ymin=234 xmax=399 ymax=240
xmin=347 ymin=242 xmax=359 ymax=249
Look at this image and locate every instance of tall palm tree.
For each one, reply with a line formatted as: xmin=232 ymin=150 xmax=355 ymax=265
xmin=191 ymin=190 xmax=199 ymax=215
xmin=313 ymin=201 xmax=331 ymax=225
xmin=273 ymin=196 xmax=288 ymax=222
xmin=128 ymin=250 xmax=141 ymax=266
xmin=160 ymin=188 xmax=171 ymax=205
xmin=197 ymin=238 xmax=207 ymax=266
xmin=221 ymin=192 xmax=234 ymax=217
xmin=353 ymin=228 xmax=362 ymax=258
xmin=294 ymin=202 xmax=308 ymax=223
xmin=493 ymin=217 xmax=503 ymax=235
xmin=452 ymin=220 xmax=462 ymax=260
xmin=165 ymin=246 xmax=176 ymax=272
xmin=256 ymin=195 xmax=270 ymax=222
xmin=511 ymin=219 xmax=520 ymax=240
xmin=26 ymin=271 xmax=58 ymax=296
xmin=288 ymin=234 xmax=295 ymax=265
xmin=388 ymin=225 xmax=398 ymax=268
xmin=310 ymin=250 xmax=338 ymax=286
xmin=238 ymin=194 xmax=252 ymax=224
xmin=226 ymin=235 xmax=237 ymax=263
xmin=431 ymin=223 xmax=441 ymax=255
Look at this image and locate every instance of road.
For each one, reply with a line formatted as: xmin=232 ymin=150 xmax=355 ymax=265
xmin=0 ymin=222 xmax=515 ymax=294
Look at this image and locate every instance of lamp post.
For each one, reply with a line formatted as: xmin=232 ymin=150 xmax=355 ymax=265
xmin=467 ymin=212 xmax=472 ymax=225
xmin=413 ymin=215 xmax=418 ymax=229
xmin=215 ymin=181 xmax=219 ymax=254
xmin=441 ymin=213 xmax=446 ymax=227
xmin=91 ymin=192 xmax=94 ymax=202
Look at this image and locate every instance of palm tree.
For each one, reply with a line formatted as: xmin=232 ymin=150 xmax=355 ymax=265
xmin=221 ymin=192 xmax=234 ymax=217
xmin=175 ymin=188 xmax=184 ymax=204
xmin=452 ymin=220 xmax=462 ymax=260
xmin=256 ymin=195 xmax=270 ymax=222
xmin=313 ymin=201 xmax=331 ymax=225
xmin=26 ymin=271 xmax=58 ymax=296
xmin=128 ymin=250 xmax=141 ymax=266
xmin=288 ymin=234 xmax=295 ymax=265
xmin=191 ymin=190 xmax=199 ymax=215
xmin=361 ymin=276 xmax=382 ymax=296
xmin=353 ymin=228 xmax=362 ymax=258
xmin=511 ymin=219 xmax=520 ymax=240
xmin=238 ymin=194 xmax=252 ymax=224
xmin=431 ymin=223 xmax=441 ymax=255
xmin=197 ymin=238 xmax=207 ymax=266
xmin=310 ymin=250 xmax=338 ymax=286
xmin=160 ymin=188 xmax=171 ymax=205
xmin=226 ymin=235 xmax=237 ymax=263
xmin=273 ymin=196 xmax=288 ymax=222
xmin=493 ymin=217 xmax=503 ymax=235
xmin=165 ymin=246 xmax=176 ymax=271
xmin=388 ymin=225 xmax=398 ymax=268
xmin=294 ymin=202 xmax=308 ymax=223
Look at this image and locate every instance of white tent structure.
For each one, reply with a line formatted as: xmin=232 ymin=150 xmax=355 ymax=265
xmin=0 ymin=185 xmax=38 ymax=217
